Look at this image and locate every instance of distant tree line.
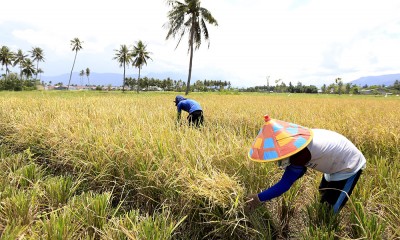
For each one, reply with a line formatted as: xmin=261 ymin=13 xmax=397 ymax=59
xmin=320 ymin=78 xmax=400 ymax=94
xmin=240 ymin=78 xmax=400 ymax=94
xmin=123 ymin=77 xmax=231 ymax=92
xmin=0 ymin=73 xmax=38 ymax=91
xmin=240 ymin=81 xmax=319 ymax=93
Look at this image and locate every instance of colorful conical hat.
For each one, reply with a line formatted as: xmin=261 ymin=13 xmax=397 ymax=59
xmin=248 ymin=115 xmax=313 ymax=163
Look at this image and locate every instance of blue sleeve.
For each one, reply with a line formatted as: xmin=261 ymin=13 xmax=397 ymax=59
xmin=177 ymin=102 xmax=183 ymax=113
xmin=257 ymin=165 xmax=306 ymax=202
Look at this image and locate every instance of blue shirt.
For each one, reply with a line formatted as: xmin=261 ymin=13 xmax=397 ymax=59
xmin=258 ymin=165 xmax=306 ymax=202
xmin=177 ymin=99 xmax=202 ymax=114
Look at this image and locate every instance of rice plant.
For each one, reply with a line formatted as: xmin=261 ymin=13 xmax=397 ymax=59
xmin=102 ymin=208 xmax=186 ymax=240
xmin=13 ymin=163 xmax=45 ymax=188
xmin=37 ymin=207 xmax=82 ymax=240
xmin=0 ymin=224 xmax=28 ymax=240
xmin=0 ymin=190 xmax=40 ymax=227
xmin=349 ymin=202 xmax=386 ymax=239
xmin=302 ymin=201 xmax=341 ymax=239
xmin=0 ymin=91 xmax=398 ymax=238
xmin=42 ymin=175 xmax=79 ymax=209
xmin=69 ymin=191 xmax=112 ymax=239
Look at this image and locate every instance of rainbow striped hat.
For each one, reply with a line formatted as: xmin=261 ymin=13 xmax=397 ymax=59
xmin=248 ymin=115 xmax=313 ymax=162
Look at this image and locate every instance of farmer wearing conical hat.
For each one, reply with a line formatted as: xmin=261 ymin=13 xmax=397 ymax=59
xmin=245 ymin=115 xmax=366 ymax=214
xmin=174 ymin=95 xmax=204 ymax=127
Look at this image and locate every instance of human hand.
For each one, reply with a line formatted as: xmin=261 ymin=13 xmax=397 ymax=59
xmin=244 ymin=194 xmax=263 ymax=215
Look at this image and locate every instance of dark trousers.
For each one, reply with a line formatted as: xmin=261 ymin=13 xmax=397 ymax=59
xmin=319 ymin=169 xmax=363 ymax=213
xmin=187 ymin=110 xmax=204 ymax=127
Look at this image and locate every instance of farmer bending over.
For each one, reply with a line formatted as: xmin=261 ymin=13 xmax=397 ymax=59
xmin=174 ymin=95 xmax=204 ymax=127
xmin=245 ymin=115 xmax=366 ymax=214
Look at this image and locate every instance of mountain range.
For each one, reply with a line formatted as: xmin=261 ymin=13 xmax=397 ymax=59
xmin=41 ymin=72 xmax=400 ymax=88
xmin=349 ymin=73 xmax=400 ymax=87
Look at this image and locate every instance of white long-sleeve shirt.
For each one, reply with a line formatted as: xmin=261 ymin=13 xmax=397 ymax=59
xmin=306 ymin=129 xmax=366 ymax=181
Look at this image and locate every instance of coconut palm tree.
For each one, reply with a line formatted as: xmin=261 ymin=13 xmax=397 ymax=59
xmin=85 ymin=67 xmax=91 ymax=86
xmin=68 ymin=38 xmax=83 ymax=90
xmin=335 ymin=77 xmax=343 ymax=95
xmin=79 ymin=69 xmax=85 ymax=85
xmin=113 ymin=44 xmax=132 ymax=92
xmin=13 ymin=49 xmax=28 ymax=78
xmin=165 ymin=0 xmax=218 ymax=95
xmin=21 ymin=58 xmax=36 ymax=80
xmin=0 ymin=46 xmax=15 ymax=76
xmin=132 ymin=40 xmax=152 ymax=94
xmin=29 ymin=47 xmax=45 ymax=80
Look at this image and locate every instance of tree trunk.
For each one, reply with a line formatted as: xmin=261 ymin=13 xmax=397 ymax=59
xmin=35 ymin=61 xmax=39 ymax=80
xmin=68 ymin=51 xmax=78 ymax=90
xmin=137 ymin=67 xmax=141 ymax=94
xmin=5 ymin=63 xmax=9 ymax=76
xmin=185 ymin=18 xmax=196 ymax=96
xmin=122 ymin=61 xmax=126 ymax=92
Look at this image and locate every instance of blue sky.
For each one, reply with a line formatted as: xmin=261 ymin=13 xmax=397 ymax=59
xmin=1 ymin=0 xmax=400 ymax=87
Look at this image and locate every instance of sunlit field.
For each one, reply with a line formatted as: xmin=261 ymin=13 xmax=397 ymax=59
xmin=0 ymin=91 xmax=399 ymax=239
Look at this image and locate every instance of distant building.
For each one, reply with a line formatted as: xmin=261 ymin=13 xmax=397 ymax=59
xmin=360 ymin=89 xmax=373 ymax=95
xmin=146 ymin=86 xmax=163 ymax=91
xmin=53 ymin=86 xmax=68 ymax=90
xmin=360 ymin=88 xmax=388 ymax=95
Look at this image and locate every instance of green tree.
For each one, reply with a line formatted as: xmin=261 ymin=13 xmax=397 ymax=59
xmin=68 ymin=38 xmax=83 ymax=90
xmin=79 ymin=69 xmax=85 ymax=85
xmin=351 ymin=84 xmax=360 ymax=94
xmin=327 ymin=83 xmax=336 ymax=93
xmin=21 ymin=58 xmax=36 ymax=80
xmin=345 ymin=83 xmax=351 ymax=94
xmin=194 ymin=79 xmax=204 ymax=91
xmin=13 ymin=49 xmax=28 ymax=78
xmin=0 ymin=46 xmax=15 ymax=76
xmin=321 ymin=84 xmax=327 ymax=93
xmin=29 ymin=47 xmax=45 ymax=80
xmin=295 ymin=81 xmax=303 ymax=93
xmin=113 ymin=44 xmax=132 ymax=92
xmin=86 ymin=68 xmax=91 ymax=86
xmin=132 ymin=40 xmax=152 ymax=93
xmin=0 ymin=73 xmax=23 ymax=91
xmin=165 ymin=0 xmax=218 ymax=95
xmin=393 ymin=80 xmax=400 ymax=91
xmin=335 ymin=77 xmax=343 ymax=95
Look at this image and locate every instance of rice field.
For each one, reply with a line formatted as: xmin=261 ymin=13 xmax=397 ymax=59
xmin=0 ymin=91 xmax=399 ymax=239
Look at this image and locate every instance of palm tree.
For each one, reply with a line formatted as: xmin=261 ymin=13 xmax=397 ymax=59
xmin=68 ymin=38 xmax=83 ymax=90
xmin=79 ymin=69 xmax=85 ymax=85
xmin=132 ymin=40 xmax=152 ymax=93
xmin=0 ymin=46 xmax=15 ymax=76
xmin=113 ymin=44 xmax=132 ymax=92
xmin=13 ymin=49 xmax=28 ymax=78
xmin=335 ymin=77 xmax=343 ymax=95
xmin=29 ymin=47 xmax=45 ymax=80
xmin=165 ymin=0 xmax=218 ymax=95
xmin=21 ymin=58 xmax=35 ymax=80
xmin=85 ymin=67 xmax=91 ymax=86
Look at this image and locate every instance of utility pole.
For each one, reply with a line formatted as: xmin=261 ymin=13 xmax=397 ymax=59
xmin=266 ymin=75 xmax=270 ymax=93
